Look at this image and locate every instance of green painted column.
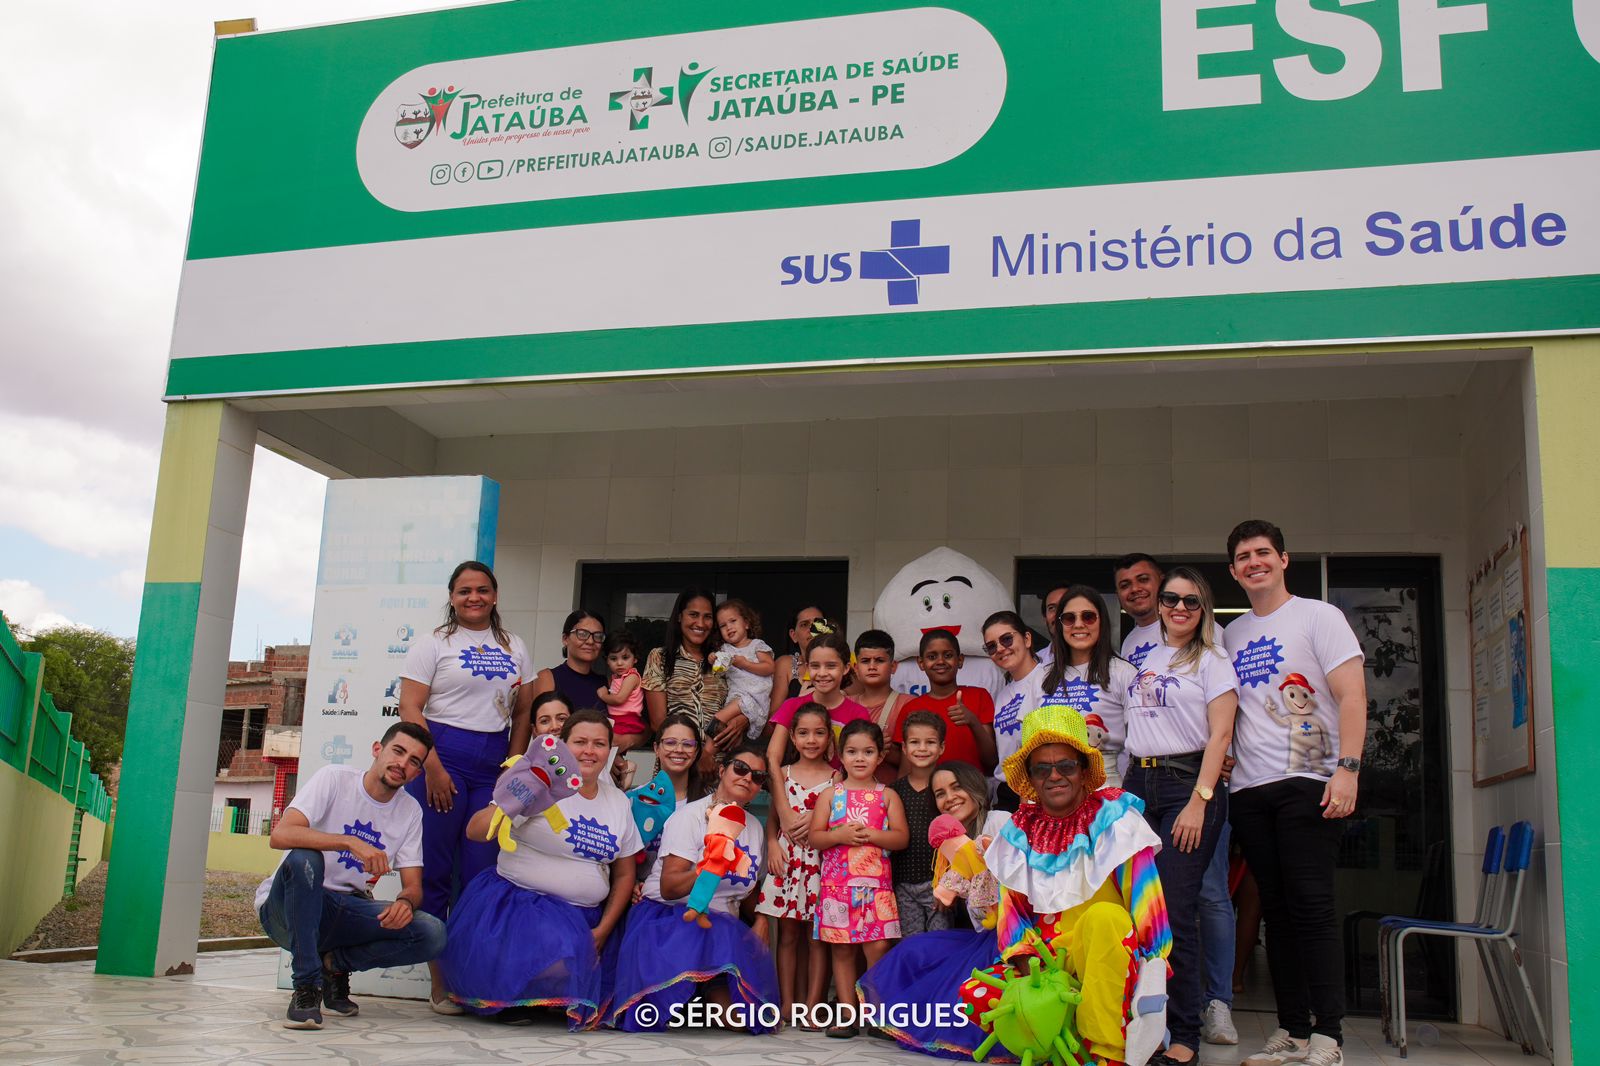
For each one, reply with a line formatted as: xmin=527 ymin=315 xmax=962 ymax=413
xmin=1530 ymin=336 xmax=1600 ymax=1065
xmin=98 ymin=401 xmax=256 ymax=977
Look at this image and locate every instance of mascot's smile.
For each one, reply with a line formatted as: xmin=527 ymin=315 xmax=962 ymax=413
xmin=923 ymin=625 xmax=961 ymax=636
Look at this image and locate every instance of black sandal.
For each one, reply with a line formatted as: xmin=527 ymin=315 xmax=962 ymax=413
xmin=826 ymin=1023 xmax=858 ymax=1039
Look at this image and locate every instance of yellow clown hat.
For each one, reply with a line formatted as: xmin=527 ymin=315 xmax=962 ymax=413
xmin=1001 ymin=703 xmax=1107 ymax=803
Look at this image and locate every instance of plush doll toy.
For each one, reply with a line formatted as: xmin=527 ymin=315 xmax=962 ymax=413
xmin=929 ymin=813 xmax=1000 ymax=927
xmin=681 ymin=803 xmax=753 ymax=928
xmin=626 ymin=769 xmax=675 ymax=856
xmin=484 ymin=734 xmax=582 ymax=852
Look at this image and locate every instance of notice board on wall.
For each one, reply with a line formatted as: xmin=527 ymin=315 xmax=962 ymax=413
xmin=1471 ymin=528 xmax=1535 ymax=787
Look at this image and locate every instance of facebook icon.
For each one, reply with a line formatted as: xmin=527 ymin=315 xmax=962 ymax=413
xmin=860 ymin=219 xmax=950 ymax=306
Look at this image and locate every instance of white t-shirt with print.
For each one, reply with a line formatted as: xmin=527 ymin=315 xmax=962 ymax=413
xmin=641 ymin=794 xmax=764 ymax=916
xmin=254 ymin=764 xmax=424 ymax=910
xmin=497 ymin=781 xmax=643 ymax=907
xmin=1119 ymin=622 xmax=1163 ymax=670
xmin=402 ymin=626 xmax=530 ymax=732
xmin=1123 ymin=642 xmax=1239 ymax=759
xmin=1041 ymin=657 xmax=1138 ymax=770
xmin=1224 ymin=597 xmax=1364 ymax=791
xmin=991 ymin=662 xmax=1046 ymax=783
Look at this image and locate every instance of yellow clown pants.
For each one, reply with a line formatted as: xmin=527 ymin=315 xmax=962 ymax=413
xmin=1055 ymin=901 xmax=1136 ymax=1061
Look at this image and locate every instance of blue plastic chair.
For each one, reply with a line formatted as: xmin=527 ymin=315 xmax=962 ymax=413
xmin=1381 ymin=821 xmax=1550 ymax=1059
xmin=1377 ymin=826 xmax=1505 ymax=1044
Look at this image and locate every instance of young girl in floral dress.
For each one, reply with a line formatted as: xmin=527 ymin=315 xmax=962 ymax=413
xmin=756 ymin=702 xmax=836 ymax=1021
xmin=810 ymin=719 xmax=908 ymax=1038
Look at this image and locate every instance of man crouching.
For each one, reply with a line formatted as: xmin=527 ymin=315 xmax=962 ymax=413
xmin=255 ymin=722 xmax=445 ymax=1029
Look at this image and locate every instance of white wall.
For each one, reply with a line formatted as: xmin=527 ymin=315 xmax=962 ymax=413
xmin=210 ymin=778 xmax=274 ymax=828
xmin=433 ymin=397 xmax=1470 ymax=667
xmin=1455 ymin=360 xmax=1566 ymax=1060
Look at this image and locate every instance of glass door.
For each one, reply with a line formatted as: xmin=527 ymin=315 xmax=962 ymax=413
xmin=1328 ymin=557 xmax=1454 ymax=1020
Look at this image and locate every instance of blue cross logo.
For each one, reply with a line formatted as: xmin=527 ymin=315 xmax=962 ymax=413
xmin=860 ymin=219 xmax=950 ymax=306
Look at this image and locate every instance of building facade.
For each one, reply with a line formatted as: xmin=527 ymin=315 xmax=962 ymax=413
xmin=97 ymin=4 xmax=1597 ymax=1061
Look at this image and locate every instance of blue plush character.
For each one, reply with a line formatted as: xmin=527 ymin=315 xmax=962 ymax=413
xmin=626 ymin=769 xmax=675 ymax=852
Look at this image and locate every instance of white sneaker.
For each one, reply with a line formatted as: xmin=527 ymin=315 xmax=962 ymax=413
xmin=430 ymin=995 xmax=464 ymax=1016
xmin=1202 ymin=999 xmax=1240 ymax=1045
xmin=1242 ymin=1029 xmax=1309 ymax=1066
xmin=1301 ymin=1034 xmax=1342 ymax=1066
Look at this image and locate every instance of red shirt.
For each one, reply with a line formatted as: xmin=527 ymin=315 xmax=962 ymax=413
xmin=892 ymin=687 xmax=996 ymax=771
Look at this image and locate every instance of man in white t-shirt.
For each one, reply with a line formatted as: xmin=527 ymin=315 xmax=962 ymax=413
xmin=256 ymin=723 xmax=445 ymax=1030
xmin=1223 ymin=520 xmax=1366 ymax=1066
xmin=1114 ymin=553 xmax=1164 ymax=668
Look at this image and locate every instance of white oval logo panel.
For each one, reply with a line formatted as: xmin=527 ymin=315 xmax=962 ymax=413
xmin=355 ymin=7 xmax=1006 ymax=212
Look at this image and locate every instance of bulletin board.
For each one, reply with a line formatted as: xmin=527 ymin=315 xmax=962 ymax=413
xmin=1470 ymin=528 xmax=1535 ymax=787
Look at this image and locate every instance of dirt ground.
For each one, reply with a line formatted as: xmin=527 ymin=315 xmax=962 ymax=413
xmin=16 ymin=864 xmax=267 ymax=952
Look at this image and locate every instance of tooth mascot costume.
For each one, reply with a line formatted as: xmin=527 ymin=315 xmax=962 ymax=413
xmin=875 ymin=547 xmax=1011 ymax=701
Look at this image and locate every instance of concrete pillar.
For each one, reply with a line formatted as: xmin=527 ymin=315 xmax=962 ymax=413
xmin=98 ymin=400 xmax=256 ymax=976
xmin=1527 ymin=336 xmax=1599 ymax=1065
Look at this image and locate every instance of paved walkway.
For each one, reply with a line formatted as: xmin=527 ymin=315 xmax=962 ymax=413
xmin=0 ymin=950 xmax=1547 ymax=1065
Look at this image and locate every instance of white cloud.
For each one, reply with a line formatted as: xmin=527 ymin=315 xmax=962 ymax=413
xmin=0 ymin=414 xmax=159 ymax=559
xmin=239 ymin=449 xmax=327 ymax=620
xmin=0 ymin=579 xmax=77 ymax=634
xmin=0 ymin=1 xmax=420 ymax=643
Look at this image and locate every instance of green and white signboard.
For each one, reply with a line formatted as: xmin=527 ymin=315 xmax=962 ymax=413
xmin=165 ymin=1 xmax=1600 ymax=399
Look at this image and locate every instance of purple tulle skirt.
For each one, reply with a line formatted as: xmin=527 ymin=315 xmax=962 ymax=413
xmin=439 ymin=868 xmax=617 ymax=1029
xmin=858 ymin=928 xmax=1015 ymax=1060
xmin=606 ymin=897 xmax=780 ymax=1033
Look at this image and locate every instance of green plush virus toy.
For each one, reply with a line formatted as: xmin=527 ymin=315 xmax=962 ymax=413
xmin=964 ymin=942 xmax=1087 ymax=1066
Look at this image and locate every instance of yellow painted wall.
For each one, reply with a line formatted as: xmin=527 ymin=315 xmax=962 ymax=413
xmin=205 ymin=830 xmax=280 ymax=875
xmin=0 ymin=760 xmax=75 ymax=954
xmin=1533 ymin=336 xmax=1600 ymax=568
xmin=76 ymin=814 xmax=107 ymax=885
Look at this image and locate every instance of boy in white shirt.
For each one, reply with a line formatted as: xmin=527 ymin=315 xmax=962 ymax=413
xmin=256 ymin=722 xmax=445 ymax=1030
xmin=1223 ymin=520 xmax=1367 ymax=1066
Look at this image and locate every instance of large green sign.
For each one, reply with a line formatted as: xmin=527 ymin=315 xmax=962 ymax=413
xmin=165 ymin=1 xmax=1600 ymax=398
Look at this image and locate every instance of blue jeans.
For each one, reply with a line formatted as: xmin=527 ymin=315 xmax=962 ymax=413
xmin=403 ymin=720 xmax=508 ymax=918
xmin=258 ymin=849 xmax=446 ymax=985
xmin=1199 ymin=820 xmax=1236 ymax=1006
xmin=1124 ymin=759 xmax=1228 ymax=1053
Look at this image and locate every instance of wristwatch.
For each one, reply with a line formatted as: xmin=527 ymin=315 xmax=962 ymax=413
xmin=1337 ymin=756 xmax=1362 ymax=773
xmin=1193 ymin=784 xmax=1214 ymax=802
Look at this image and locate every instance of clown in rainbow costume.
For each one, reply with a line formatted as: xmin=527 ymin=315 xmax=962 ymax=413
xmin=859 ymin=707 xmax=1170 ymax=1066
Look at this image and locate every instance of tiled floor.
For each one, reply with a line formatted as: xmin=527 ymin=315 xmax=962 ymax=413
xmin=0 ymin=950 xmax=1550 ymax=1066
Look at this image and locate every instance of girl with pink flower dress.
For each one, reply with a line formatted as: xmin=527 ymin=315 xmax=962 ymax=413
xmin=756 ymin=702 xmax=836 ymax=1020
xmin=809 ymin=719 xmax=908 ymax=1038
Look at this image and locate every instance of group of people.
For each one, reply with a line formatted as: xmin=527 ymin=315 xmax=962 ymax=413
xmin=255 ymin=518 xmax=1367 ymax=1066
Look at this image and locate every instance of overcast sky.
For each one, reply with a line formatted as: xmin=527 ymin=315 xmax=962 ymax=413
xmin=1 ymin=1 xmax=426 ymax=656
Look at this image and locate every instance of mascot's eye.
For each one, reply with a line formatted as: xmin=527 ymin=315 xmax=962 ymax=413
xmin=554 ymin=767 xmax=566 ymax=776
xmin=942 ymin=593 xmax=952 ymax=609
xmin=547 ymin=755 xmax=559 ymax=765
xmin=921 ymin=595 xmax=932 ymax=612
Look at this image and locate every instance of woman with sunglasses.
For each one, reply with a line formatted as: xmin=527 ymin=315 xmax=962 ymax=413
xmin=982 ymin=610 xmax=1044 ymax=811
xmin=527 ymin=609 xmax=610 ymax=714
xmin=1121 ymin=567 xmax=1238 ymax=1066
xmin=609 ymin=742 xmax=780 ymax=1033
xmin=1039 ymin=585 xmax=1137 ymax=789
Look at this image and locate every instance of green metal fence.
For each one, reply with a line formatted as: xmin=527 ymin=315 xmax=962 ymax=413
xmin=0 ymin=614 xmax=113 ymax=821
